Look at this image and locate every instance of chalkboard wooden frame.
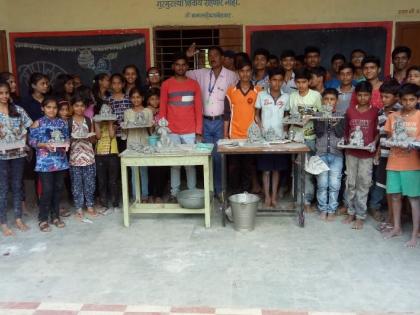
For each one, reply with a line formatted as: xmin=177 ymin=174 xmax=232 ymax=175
xmin=9 ymin=28 xmax=150 ymax=92
xmin=246 ymin=21 xmax=393 ymax=75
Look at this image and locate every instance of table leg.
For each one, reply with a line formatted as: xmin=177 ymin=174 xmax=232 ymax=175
xmin=299 ymin=153 xmax=305 ymax=227
xmin=121 ymin=163 xmax=130 ymax=227
xmin=221 ymin=153 xmax=227 ymax=227
xmin=203 ymin=160 xmax=211 ymax=228
xmin=135 ymin=166 xmax=141 ymax=203
xmin=209 ymin=156 xmax=214 ymax=196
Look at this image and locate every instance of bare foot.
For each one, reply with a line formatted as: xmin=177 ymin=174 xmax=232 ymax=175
xmin=405 ymin=237 xmax=418 ymax=248
xmin=320 ymin=212 xmax=327 ymax=221
xmin=264 ymin=197 xmax=271 ymax=208
xmin=271 ymin=196 xmax=278 ymax=208
xmin=352 ymin=219 xmax=364 ymax=230
xmin=87 ymin=207 xmax=98 ymax=217
xmin=337 ymin=206 xmax=348 ymax=216
xmin=383 ymin=228 xmax=402 ymax=239
xmin=1 ymin=224 xmax=14 ymax=236
xmin=154 ymin=197 xmax=162 ymax=203
xmin=342 ymin=214 xmax=355 ymax=224
xmin=15 ymin=219 xmax=29 ymax=231
xmin=327 ymin=213 xmax=336 ymax=221
xmin=75 ymin=209 xmax=84 ymax=220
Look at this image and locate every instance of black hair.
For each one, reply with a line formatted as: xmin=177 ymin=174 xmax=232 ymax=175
xmin=252 ymin=48 xmax=270 ymax=61
xmin=355 ymin=81 xmax=373 ymax=94
xmin=295 ymin=55 xmax=305 ymax=64
xmin=379 ymin=79 xmax=400 ymax=95
xmin=304 ymin=46 xmax=320 ymax=56
xmin=147 ymin=66 xmax=161 ymax=76
xmin=331 ymin=53 xmax=346 ymax=63
xmin=236 ymin=58 xmax=252 ymax=70
xmin=74 ymin=85 xmax=93 ymax=106
xmin=92 ymin=73 xmax=110 ymax=105
xmin=110 ymin=73 xmax=126 ymax=94
xmin=0 ymin=72 xmax=19 ymax=103
xmin=310 ymin=66 xmax=327 ymax=79
xmin=294 ymin=68 xmax=312 ymax=81
xmin=122 ymin=64 xmax=142 ymax=89
xmin=361 ymin=55 xmax=381 ymax=68
xmin=322 ymin=88 xmax=339 ymax=99
xmin=392 ymin=46 xmax=412 ymax=60
xmin=338 ymin=62 xmax=355 ymax=73
xmin=280 ymin=50 xmax=296 ymax=60
xmin=351 ymin=49 xmax=367 ymax=57
xmin=406 ymin=65 xmax=420 ymax=79
xmin=28 ymin=72 xmax=49 ymax=95
xmin=268 ymin=67 xmax=285 ymax=79
xmin=70 ymin=93 xmax=87 ymax=106
xmin=234 ymin=52 xmax=251 ymax=70
xmin=209 ymin=46 xmax=224 ymax=56
xmin=52 ymin=73 xmax=73 ymax=99
xmin=268 ymin=54 xmax=279 ymax=62
xmin=146 ymin=87 xmax=160 ymax=105
xmin=128 ymin=87 xmax=144 ymax=99
xmin=172 ymin=52 xmax=188 ymax=64
xmin=0 ymin=82 xmax=20 ymax=117
xmin=398 ymin=83 xmax=419 ymax=98
xmin=41 ymin=96 xmax=57 ymax=108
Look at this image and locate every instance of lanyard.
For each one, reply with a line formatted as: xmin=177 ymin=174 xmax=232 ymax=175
xmin=208 ymin=70 xmax=218 ymax=95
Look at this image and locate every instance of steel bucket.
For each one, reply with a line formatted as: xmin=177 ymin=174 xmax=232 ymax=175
xmin=229 ymin=192 xmax=260 ymax=231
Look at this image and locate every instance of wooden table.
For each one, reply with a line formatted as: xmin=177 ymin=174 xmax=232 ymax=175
xmin=217 ymin=140 xmax=310 ymax=227
xmin=120 ymin=144 xmax=213 ymax=227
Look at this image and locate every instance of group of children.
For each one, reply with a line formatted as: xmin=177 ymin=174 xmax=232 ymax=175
xmin=0 ymin=44 xmax=419 ymax=248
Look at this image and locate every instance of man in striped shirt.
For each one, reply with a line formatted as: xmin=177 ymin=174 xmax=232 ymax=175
xmin=160 ymin=52 xmax=203 ymax=201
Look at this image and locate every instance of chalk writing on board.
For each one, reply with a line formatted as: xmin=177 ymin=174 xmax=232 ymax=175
xmin=18 ymin=61 xmax=67 ymax=88
xmin=156 ymin=0 xmax=239 ymax=9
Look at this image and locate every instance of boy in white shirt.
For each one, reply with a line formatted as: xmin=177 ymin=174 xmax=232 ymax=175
xmin=255 ymin=68 xmax=290 ymax=207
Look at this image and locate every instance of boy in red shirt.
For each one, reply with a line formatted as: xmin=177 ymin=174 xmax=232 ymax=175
xmin=383 ymin=83 xmax=420 ymax=247
xmin=160 ymin=52 xmax=203 ymax=201
xmin=342 ymin=81 xmax=378 ymax=229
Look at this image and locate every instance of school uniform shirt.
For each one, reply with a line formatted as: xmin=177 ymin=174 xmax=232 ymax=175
xmin=252 ymin=73 xmax=270 ymax=91
xmin=384 ymin=110 xmax=420 ymax=171
xmin=96 ymin=122 xmax=118 ymax=155
xmin=29 ymin=116 xmax=69 ymax=172
xmin=69 ymin=118 xmax=95 ymax=167
xmin=224 ymin=82 xmax=261 ymax=139
xmin=255 ymin=89 xmax=289 ymax=139
xmin=336 ymin=86 xmax=354 ymax=115
xmin=282 ymin=72 xmax=296 ymax=94
xmin=108 ymin=95 xmax=131 ymax=137
xmin=122 ymin=108 xmax=153 ymax=147
xmin=0 ymin=105 xmax=33 ymax=160
xmin=287 ymin=89 xmax=322 ymax=141
xmin=344 ymin=105 xmax=379 ymax=159
xmin=186 ymin=67 xmax=238 ymax=117
xmin=159 ymin=77 xmax=203 ymax=135
xmin=21 ymin=96 xmax=43 ymax=121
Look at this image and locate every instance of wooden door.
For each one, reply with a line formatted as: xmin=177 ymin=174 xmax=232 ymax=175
xmin=395 ymin=22 xmax=420 ymax=66
xmin=0 ymin=31 xmax=8 ymax=72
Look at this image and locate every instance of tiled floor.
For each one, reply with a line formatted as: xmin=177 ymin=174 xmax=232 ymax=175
xmin=0 ymin=302 xmax=418 ymax=315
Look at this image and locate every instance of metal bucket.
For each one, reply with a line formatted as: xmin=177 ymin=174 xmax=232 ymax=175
xmin=229 ymin=192 xmax=260 ymax=231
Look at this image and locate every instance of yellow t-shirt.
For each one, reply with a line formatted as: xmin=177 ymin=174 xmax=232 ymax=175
xmin=96 ymin=122 xmax=118 ymax=155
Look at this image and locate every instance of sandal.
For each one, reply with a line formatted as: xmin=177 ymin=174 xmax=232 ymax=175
xmin=86 ymin=207 xmax=98 ymax=217
xmin=39 ymin=221 xmax=51 ymax=232
xmin=60 ymin=208 xmax=71 ymax=217
xmin=52 ymin=218 xmax=65 ymax=228
xmin=377 ymin=222 xmax=393 ymax=232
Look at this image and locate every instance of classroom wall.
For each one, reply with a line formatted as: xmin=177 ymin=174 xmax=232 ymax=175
xmin=1 ymin=0 xmax=420 ymax=67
